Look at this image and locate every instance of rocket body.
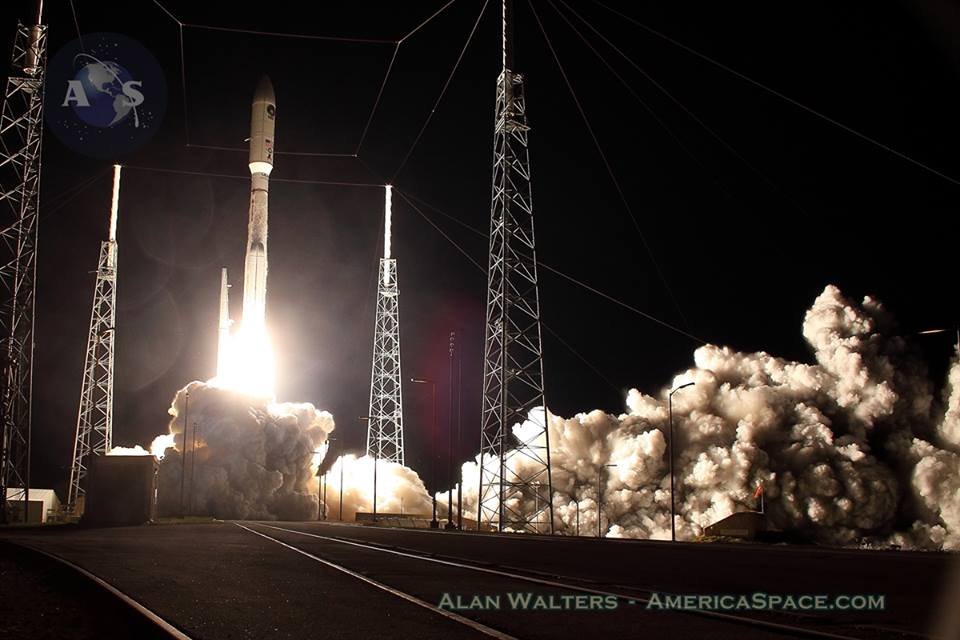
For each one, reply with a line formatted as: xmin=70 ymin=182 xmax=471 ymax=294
xmin=242 ymin=76 xmax=276 ymax=330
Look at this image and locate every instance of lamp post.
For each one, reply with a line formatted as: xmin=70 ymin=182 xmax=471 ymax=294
xmin=321 ymin=437 xmax=335 ymax=521
xmin=597 ymin=464 xmax=617 ymax=538
xmin=445 ymin=332 xmax=457 ymax=530
xmin=455 ymin=329 xmax=463 ymax=530
xmin=918 ymin=328 xmax=960 ymax=354
xmin=411 ymin=377 xmax=439 ymax=528
xmin=178 ymin=389 xmax=190 ymax=518
xmin=669 ymin=381 xmax=694 ymax=542
xmin=338 ymin=437 xmax=345 ymax=521
xmin=189 ymin=420 xmax=200 ymax=516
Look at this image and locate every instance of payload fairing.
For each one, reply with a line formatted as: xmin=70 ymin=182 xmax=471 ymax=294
xmin=242 ymin=76 xmax=276 ymax=330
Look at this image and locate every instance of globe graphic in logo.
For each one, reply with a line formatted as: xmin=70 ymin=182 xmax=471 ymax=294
xmin=47 ymin=33 xmax=166 ymax=157
xmin=71 ymin=56 xmax=138 ymax=128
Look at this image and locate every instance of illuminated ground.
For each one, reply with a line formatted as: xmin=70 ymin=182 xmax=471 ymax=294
xmin=2 ymin=522 xmax=955 ymax=639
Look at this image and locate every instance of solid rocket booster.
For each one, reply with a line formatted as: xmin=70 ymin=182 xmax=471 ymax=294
xmin=216 ymin=267 xmax=232 ymax=378
xmin=242 ymin=76 xmax=276 ymax=330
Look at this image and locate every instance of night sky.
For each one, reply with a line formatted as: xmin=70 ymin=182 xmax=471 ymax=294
xmin=2 ymin=0 xmax=959 ymax=495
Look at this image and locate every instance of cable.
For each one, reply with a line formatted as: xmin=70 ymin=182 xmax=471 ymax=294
xmin=150 ymin=0 xmax=182 ymax=26
xmin=39 ymin=168 xmax=111 ymax=223
xmin=527 ymin=0 xmax=693 ymax=333
xmin=395 ymin=189 xmax=623 ymax=393
xmin=592 ymin=0 xmax=960 ymax=188
xmin=183 ymin=23 xmax=395 ymax=45
xmin=393 ymin=186 xmax=706 ymax=345
xmin=122 ymin=165 xmax=383 ymax=187
xmin=540 ymin=322 xmax=621 ymax=394
xmin=400 ymin=0 xmax=458 ymax=43
xmin=185 ymin=143 xmax=356 ymax=158
xmin=68 ymin=0 xmax=85 ymax=51
xmin=393 ymin=189 xmax=486 ymax=272
xmin=178 ymin=24 xmax=189 ymax=145
xmin=390 ymin=0 xmax=491 ymax=182
xmin=355 ymin=44 xmax=400 ymax=156
xmin=537 ymin=261 xmax=706 ymax=345
xmin=554 ymin=0 xmax=808 ymax=216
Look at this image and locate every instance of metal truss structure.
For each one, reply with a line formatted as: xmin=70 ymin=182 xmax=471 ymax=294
xmin=366 ymin=186 xmax=405 ymax=465
xmin=67 ymin=166 xmax=122 ymax=511
xmin=0 ymin=20 xmax=46 ymax=523
xmin=478 ymin=0 xmax=554 ymax=534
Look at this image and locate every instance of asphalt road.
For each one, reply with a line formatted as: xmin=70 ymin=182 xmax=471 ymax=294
xmin=2 ymin=521 xmax=956 ymax=640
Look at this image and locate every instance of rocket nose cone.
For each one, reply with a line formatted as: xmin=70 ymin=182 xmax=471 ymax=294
xmin=254 ymin=75 xmax=275 ymax=104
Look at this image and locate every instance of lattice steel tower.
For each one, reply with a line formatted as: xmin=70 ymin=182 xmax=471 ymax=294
xmin=0 ymin=5 xmax=46 ymax=524
xmin=67 ymin=165 xmax=122 ymax=511
xmin=366 ymin=185 xmax=405 ymax=464
xmin=478 ymin=0 xmax=553 ymax=533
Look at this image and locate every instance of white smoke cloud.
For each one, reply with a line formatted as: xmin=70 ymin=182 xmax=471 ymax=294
xmin=121 ymin=283 xmax=959 ymax=549
xmin=446 ymin=285 xmax=960 ymax=549
xmin=138 ymin=381 xmax=434 ymax=522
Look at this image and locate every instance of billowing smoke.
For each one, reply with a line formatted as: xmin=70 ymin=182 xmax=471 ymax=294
xmin=154 ymin=382 xmax=333 ymax=520
xmin=132 ymin=381 xmax=433 ymax=521
xmin=116 ymin=283 xmax=959 ymax=548
xmin=445 ymin=285 xmax=960 ymax=549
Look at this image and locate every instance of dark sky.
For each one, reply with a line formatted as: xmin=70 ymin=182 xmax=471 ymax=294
xmin=3 ymin=0 xmax=959 ymax=495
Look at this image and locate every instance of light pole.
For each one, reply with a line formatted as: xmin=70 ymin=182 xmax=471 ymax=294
xmin=411 ymin=377 xmax=439 ymax=528
xmin=321 ymin=437 xmax=335 ymax=521
xmin=445 ymin=332 xmax=457 ymax=530
xmin=455 ymin=328 xmax=463 ymax=530
xmin=338 ymin=437 xmax=345 ymax=521
xmin=597 ymin=464 xmax=617 ymax=538
xmin=669 ymin=381 xmax=694 ymax=542
xmin=178 ymin=389 xmax=190 ymax=518
xmin=189 ymin=420 xmax=200 ymax=516
xmin=919 ymin=328 xmax=960 ymax=354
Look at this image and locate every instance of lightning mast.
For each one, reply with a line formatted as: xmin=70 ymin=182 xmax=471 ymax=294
xmin=0 ymin=1 xmax=46 ymax=524
xmin=366 ymin=185 xmax=405 ymax=464
xmin=477 ymin=0 xmax=554 ymax=533
xmin=216 ymin=267 xmax=231 ymax=378
xmin=67 ymin=165 xmax=122 ymax=512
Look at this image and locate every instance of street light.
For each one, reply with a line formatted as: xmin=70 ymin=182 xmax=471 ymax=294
xmin=317 ymin=436 xmax=336 ymax=522
xmin=189 ymin=420 xmax=201 ymax=516
xmin=919 ymin=328 xmax=960 ymax=354
xmin=669 ymin=381 xmax=695 ymax=542
xmin=597 ymin=464 xmax=617 ymax=538
xmin=338 ymin=436 xmax=345 ymax=521
xmin=445 ymin=331 xmax=457 ymax=530
xmin=411 ymin=377 xmax=439 ymax=529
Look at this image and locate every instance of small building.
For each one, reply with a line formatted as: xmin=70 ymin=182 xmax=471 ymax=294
xmin=83 ymin=455 xmax=158 ymax=527
xmin=703 ymin=511 xmax=766 ymax=540
xmin=4 ymin=488 xmax=61 ymax=524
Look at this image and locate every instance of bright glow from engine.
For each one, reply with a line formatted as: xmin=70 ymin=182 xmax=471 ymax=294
xmin=212 ymin=321 xmax=276 ymax=399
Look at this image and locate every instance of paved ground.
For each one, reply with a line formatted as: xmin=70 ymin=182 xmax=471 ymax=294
xmin=0 ymin=540 xmax=169 ymax=640
xmin=2 ymin=521 xmax=956 ymax=639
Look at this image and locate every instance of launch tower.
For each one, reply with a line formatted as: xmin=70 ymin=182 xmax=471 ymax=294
xmin=366 ymin=186 xmax=405 ymax=465
xmin=67 ymin=165 xmax=122 ymax=512
xmin=477 ymin=0 xmax=554 ymax=533
xmin=0 ymin=4 xmax=46 ymax=524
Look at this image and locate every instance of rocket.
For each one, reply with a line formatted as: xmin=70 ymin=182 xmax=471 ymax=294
xmin=242 ymin=76 xmax=276 ymax=330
